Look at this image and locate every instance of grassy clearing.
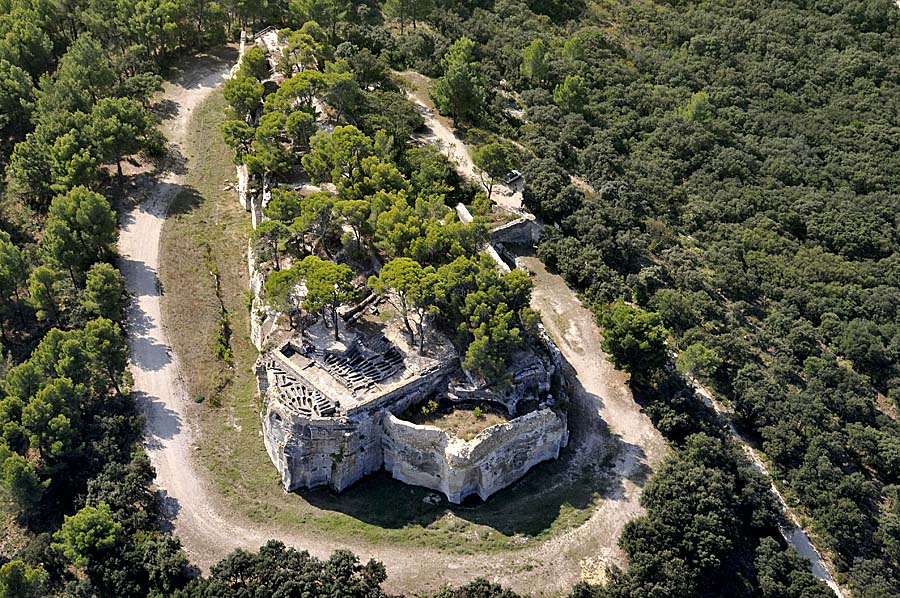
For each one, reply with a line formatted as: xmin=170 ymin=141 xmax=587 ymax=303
xmin=406 ymin=404 xmax=508 ymax=442
xmin=158 ymin=89 xmax=251 ymax=405
xmin=395 ymin=70 xmax=431 ymax=101
xmin=159 ymin=86 xmax=611 ymax=555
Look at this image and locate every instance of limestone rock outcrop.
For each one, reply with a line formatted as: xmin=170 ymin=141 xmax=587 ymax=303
xmin=259 ymin=317 xmax=568 ymax=503
xmin=382 ymin=409 xmax=568 ymax=503
xmin=263 ymin=366 xmax=451 ymax=492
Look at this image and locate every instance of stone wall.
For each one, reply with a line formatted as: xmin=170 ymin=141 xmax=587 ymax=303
xmin=382 ymin=409 xmax=568 ymax=503
xmin=485 ymin=244 xmax=512 ymax=273
xmin=237 ymin=163 xmax=249 ymax=210
xmin=263 ymin=406 xmax=382 ymax=491
xmin=490 ymin=217 xmax=541 ymax=246
xmin=262 ymin=367 xmax=451 ymax=493
xmin=262 ymin=362 xmax=569 ymax=500
xmin=450 ymin=332 xmax=561 ymax=416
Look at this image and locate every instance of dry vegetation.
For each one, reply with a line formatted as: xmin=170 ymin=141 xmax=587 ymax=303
xmin=408 ymin=405 xmax=509 ymax=441
xmin=158 ymin=90 xmax=252 ymax=406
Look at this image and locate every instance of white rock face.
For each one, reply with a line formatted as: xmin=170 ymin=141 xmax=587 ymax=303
xmin=259 ymin=322 xmax=568 ymax=501
xmin=262 ymin=372 xmax=569 ymax=502
xmin=382 ymin=409 xmax=569 ymax=503
xmin=263 ymin=370 xmax=449 ymax=492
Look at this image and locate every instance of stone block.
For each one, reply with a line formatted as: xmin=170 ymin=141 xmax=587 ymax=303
xmin=382 ymin=409 xmax=568 ymax=503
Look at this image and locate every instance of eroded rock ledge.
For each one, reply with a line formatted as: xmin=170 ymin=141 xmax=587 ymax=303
xmin=383 ymin=409 xmax=568 ymax=503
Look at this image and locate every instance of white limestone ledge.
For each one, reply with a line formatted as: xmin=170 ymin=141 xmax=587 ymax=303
xmin=382 ymin=408 xmax=568 ymax=504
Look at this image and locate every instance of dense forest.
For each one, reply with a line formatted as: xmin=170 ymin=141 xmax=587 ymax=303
xmin=1 ymin=0 xmax=898 ymax=596
xmin=228 ymin=40 xmax=539 ymax=382
xmin=385 ymin=0 xmax=898 ymax=595
xmin=0 ymin=0 xmax=237 ymax=594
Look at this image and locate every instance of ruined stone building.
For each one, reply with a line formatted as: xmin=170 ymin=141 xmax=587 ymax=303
xmin=258 ymin=316 xmax=568 ymax=504
xmin=242 ymin=27 xmax=567 ymax=505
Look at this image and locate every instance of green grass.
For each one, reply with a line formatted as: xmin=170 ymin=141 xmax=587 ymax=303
xmin=158 ymin=88 xmax=251 ymax=405
xmin=159 ymin=85 xmax=613 ymax=554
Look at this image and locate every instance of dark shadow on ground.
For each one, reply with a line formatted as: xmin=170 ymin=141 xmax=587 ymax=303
xmin=128 ymin=334 xmax=173 ymax=372
xmin=135 ymin=390 xmax=183 ymax=447
xmin=163 ymin=144 xmax=189 ymax=176
xmin=156 ymin=489 xmax=182 ymax=532
xmin=116 ymin=174 xmax=201 ymax=232
xmin=118 ymin=180 xmax=205 ymax=377
xmin=119 ymin=255 xmax=176 ymax=374
xmin=152 ymin=98 xmax=180 ymax=121
xmin=166 ymin=185 xmax=204 ymax=216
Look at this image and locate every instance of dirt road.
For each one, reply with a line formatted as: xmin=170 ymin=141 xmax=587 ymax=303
xmin=400 ymin=71 xmax=526 ymax=214
xmin=120 ymin=52 xmax=666 ymax=595
xmin=405 ymin=65 xmax=844 ymax=593
xmin=119 ymin=50 xmax=401 ymax=574
xmin=118 ymin=50 xmax=271 ymax=565
xmin=693 ymin=386 xmax=845 ymax=597
xmin=518 ymin=256 xmax=668 ymax=584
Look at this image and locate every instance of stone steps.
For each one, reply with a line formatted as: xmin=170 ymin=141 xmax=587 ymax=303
xmin=265 ymin=357 xmax=337 ymax=417
xmin=317 ymin=344 xmax=404 ymax=393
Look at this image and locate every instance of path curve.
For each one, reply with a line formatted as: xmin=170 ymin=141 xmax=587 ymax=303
xmin=403 ymin=65 xmax=843 ymax=593
xmin=119 ymin=51 xmax=665 ymax=595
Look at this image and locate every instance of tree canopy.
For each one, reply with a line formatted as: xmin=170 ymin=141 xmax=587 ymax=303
xmin=599 ymin=302 xmax=668 ymax=386
xmin=430 ymin=37 xmax=484 ymax=127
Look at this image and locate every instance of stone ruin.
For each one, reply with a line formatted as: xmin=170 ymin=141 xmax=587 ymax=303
xmin=257 ymin=312 xmax=568 ymax=504
xmin=235 ymin=28 xmax=570 ymax=505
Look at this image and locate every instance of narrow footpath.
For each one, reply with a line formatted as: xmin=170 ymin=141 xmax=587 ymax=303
xmin=694 ymin=386 xmax=845 ymax=597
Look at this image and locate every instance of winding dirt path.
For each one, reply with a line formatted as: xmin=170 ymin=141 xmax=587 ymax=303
xmin=119 ymin=51 xmax=665 ymax=595
xmin=399 ymin=70 xmax=526 ymax=214
xmin=118 ymin=51 xmax=264 ymax=564
xmin=403 ymin=64 xmax=844 ymax=593
xmin=119 ymin=47 xmax=839 ymax=596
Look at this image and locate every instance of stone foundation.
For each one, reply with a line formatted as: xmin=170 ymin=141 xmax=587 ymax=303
xmin=261 ymin=350 xmax=569 ymax=500
xmin=263 ymin=408 xmax=383 ymax=492
xmin=265 ymin=400 xmax=569 ymax=502
xmin=382 ymin=409 xmax=568 ymax=503
xmin=259 ymin=312 xmax=567 ymax=500
xmin=490 ymin=216 xmax=541 ymax=245
xmin=263 ymin=364 xmax=452 ymax=492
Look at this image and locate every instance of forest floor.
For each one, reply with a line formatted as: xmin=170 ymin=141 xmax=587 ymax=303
xmin=123 ymin=49 xmax=667 ymax=596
